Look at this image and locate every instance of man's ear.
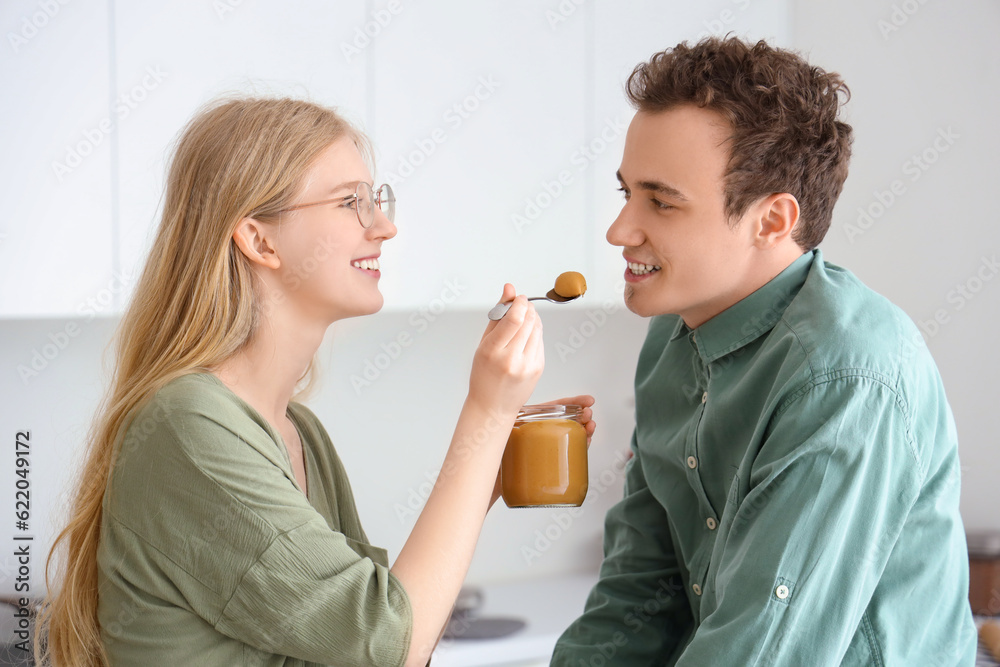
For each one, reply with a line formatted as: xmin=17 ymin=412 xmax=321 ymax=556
xmin=755 ymin=193 xmax=800 ymax=247
xmin=231 ymin=217 xmax=281 ymax=270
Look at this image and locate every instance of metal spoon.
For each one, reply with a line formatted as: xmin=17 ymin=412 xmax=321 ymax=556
xmin=487 ymin=290 xmax=583 ymax=321
xmin=487 ymin=271 xmax=587 ymax=320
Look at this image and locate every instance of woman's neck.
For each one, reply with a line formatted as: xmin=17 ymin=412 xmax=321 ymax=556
xmin=212 ymin=302 xmax=328 ymax=426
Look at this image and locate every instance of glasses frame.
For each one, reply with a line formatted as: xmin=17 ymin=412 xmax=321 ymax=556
xmin=275 ymin=182 xmax=394 ymax=228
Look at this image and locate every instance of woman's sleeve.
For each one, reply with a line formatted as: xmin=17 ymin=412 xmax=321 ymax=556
xmin=106 ymin=400 xmax=413 ymax=665
xmin=217 ymin=516 xmax=413 ymax=665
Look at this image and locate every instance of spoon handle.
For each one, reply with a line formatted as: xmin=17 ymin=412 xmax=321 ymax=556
xmin=487 ymin=301 xmax=514 ymax=321
xmin=487 ymin=297 xmax=557 ymax=321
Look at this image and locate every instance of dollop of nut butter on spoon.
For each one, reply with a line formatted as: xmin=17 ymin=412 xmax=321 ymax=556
xmin=487 ymin=271 xmax=587 ymax=321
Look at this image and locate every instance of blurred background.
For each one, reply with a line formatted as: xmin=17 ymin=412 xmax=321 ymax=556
xmin=1 ymin=1 xmax=998 ymax=664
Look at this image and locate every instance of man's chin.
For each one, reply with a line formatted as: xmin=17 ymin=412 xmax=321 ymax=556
xmin=623 ymin=287 xmax=673 ymax=318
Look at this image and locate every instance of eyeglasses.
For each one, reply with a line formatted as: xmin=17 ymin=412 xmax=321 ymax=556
xmin=276 ymin=182 xmax=395 ymax=229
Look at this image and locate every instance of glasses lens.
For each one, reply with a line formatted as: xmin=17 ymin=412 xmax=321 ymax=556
xmin=376 ymin=183 xmax=395 ymax=223
xmin=356 ymin=182 xmax=375 ymax=228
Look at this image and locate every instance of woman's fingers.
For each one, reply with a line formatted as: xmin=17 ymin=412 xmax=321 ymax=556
xmin=481 ymin=283 xmax=519 ymax=341
xmin=545 ymin=394 xmax=595 ymax=408
xmin=486 ymin=295 xmax=530 ymax=346
xmin=537 ymin=395 xmax=596 ymax=442
xmin=503 ymin=301 xmax=540 ymax=355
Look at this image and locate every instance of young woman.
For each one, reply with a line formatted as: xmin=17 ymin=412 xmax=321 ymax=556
xmin=36 ymin=97 xmax=594 ymax=666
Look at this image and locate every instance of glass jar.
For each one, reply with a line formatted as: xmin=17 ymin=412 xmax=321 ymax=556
xmin=501 ymin=404 xmax=588 ymax=508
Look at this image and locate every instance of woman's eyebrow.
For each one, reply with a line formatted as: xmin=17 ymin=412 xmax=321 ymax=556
xmin=323 ymin=180 xmax=361 ymax=197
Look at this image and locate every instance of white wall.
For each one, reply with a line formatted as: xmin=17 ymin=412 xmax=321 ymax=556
xmin=0 ymin=0 xmax=792 ymax=596
xmin=3 ymin=0 xmax=997 ymax=601
xmin=791 ymin=0 xmax=1000 ymax=530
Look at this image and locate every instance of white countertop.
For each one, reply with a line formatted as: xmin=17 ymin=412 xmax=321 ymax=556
xmin=431 ymin=573 xmax=598 ymax=667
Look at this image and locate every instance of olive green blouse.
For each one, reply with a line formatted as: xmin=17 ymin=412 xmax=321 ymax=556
xmin=96 ymin=372 xmax=413 ymax=666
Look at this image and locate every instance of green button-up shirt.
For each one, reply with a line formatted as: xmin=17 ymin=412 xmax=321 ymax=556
xmin=553 ymin=250 xmax=977 ymax=665
xmin=97 ymin=372 xmax=413 ymax=666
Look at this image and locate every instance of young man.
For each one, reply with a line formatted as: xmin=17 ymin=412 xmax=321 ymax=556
xmin=552 ymin=37 xmax=977 ymax=665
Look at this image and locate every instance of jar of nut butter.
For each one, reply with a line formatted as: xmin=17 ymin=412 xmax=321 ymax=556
xmin=501 ymin=405 xmax=589 ymax=508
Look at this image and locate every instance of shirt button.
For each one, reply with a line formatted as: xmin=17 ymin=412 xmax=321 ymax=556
xmin=701 ymin=392 xmax=708 ymax=404
xmin=706 ymin=517 xmax=717 ymax=530
xmin=686 ymin=456 xmax=698 ymax=469
xmin=775 ymin=585 xmax=789 ymax=600
xmin=692 ymin=584 xmax=702 ymax=596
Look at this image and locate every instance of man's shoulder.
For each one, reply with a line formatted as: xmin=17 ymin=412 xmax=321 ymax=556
xmin=779 ymin=256 xmax=927 ymax=381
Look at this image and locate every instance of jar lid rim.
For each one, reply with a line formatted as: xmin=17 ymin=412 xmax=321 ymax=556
xmin=516 ymin=404 xmax=584 ymax=420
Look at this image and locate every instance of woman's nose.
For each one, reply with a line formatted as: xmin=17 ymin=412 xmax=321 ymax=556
xmin=368 ymin=207 xmax=397 ymax=241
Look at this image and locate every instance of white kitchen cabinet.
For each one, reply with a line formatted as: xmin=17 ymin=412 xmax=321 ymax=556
xmin=0 ymin=0 xmax=114 ymax=317
xmin=113 ymin=1 xmax=369 ymax=303
xmin=3 ymin=1 xmax=795 ymax=317
xmin=369 ymin=2 xmax=592 ymax=310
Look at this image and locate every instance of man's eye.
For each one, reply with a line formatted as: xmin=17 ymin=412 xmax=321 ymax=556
xmin=652 ymin=199 xmax=673 ymax=210
xmin=617 ymin=186 xmax=630 ymax=200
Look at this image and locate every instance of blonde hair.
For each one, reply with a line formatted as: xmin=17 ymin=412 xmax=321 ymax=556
xmin=35 ymin=96 xmax=370 ymax=666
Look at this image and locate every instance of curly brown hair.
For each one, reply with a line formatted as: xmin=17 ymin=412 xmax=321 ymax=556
xmin=625 ymin=36 xmax=853 ymax=251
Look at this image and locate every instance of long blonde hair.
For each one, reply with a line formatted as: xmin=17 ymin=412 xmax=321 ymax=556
xmin=35 ymin=96 xmax=370 ymax=666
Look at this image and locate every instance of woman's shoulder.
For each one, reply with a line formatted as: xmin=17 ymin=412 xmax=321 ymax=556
xmin=134 ymin=372 xmax=267 ymax=429
xmin=146 ymin=371 xmax=241 ymax=414
xmin=120 ymin=372 xmax=277 ymax=465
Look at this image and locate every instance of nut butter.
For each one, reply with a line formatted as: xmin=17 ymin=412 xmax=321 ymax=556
xmin=501 ymin=405 xmax=588 ymax=508
xmin=553 ymin=271 xmax=587 ymax=299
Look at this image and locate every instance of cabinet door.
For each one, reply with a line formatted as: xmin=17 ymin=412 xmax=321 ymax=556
xmin=370 ymin=2 xmax=590 ymax=310
xmin=0 ymin=0 xmax=114 ymax=317
xmin=114 ymin=1 xmax=369 ymax=302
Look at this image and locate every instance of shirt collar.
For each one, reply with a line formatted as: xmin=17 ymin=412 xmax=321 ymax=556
xmin=689 ymin=250 xmax=816 ymax=363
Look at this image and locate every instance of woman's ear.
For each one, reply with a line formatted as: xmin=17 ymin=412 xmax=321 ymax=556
xmin=231 ymin=217 xmax=281 ymax=269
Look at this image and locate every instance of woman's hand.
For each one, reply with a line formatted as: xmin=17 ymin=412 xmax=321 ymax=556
xmin=538 ymin=394 xmax=596 ymax=443
xmin=468 ymin=284 xmax=545 ymax=416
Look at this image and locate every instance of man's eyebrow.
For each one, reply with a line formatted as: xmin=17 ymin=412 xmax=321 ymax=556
xmin=616 ymin=170 xmax=689 ymax=201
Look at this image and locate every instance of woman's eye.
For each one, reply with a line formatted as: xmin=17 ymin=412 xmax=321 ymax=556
xmin=341 ymin=196 xmax=359 ymax=210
